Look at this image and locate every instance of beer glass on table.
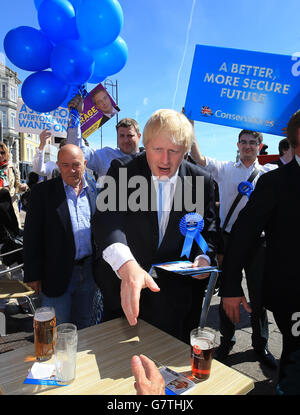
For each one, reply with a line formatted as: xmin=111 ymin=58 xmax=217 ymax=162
xmin=33 ymin=307 xmax=56 ymax=361
xmin=190 ymin=327 xmax=215 ymax=381
xmin=54 ymin=323 xmax=78 ymax=385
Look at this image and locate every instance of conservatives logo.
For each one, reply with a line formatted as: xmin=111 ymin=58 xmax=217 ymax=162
xmin=201 ymin=106 xmax=213 ymax=116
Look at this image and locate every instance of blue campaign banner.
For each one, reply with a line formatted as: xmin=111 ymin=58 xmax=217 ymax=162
xmin=184 ymin=45 xmax=300 ymax=136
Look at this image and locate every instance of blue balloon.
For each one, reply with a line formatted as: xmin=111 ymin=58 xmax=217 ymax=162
xmin=69 ymin=0 xmax=82 ymax=10
xmin=92 ymin=36 xmax=128 ymax=77
xmin=4 ymin=26 xmax=53 ymax=71
xmin=88 ymin=74 xmax=106 ymax=84
xmin=38 ymin=0 xmax=78 ymax=44
xmin=34 ymin=0 xmax=44 ymax=10
xmin=51 ymin=39 xmax=95 ymax=85
xmin=76 ymin=0 xmax=123 ymax=49
xmin=35 ymin=0 xmax=80 ymax=11
xmin=21 ymin=71 xmax=69 ymax=113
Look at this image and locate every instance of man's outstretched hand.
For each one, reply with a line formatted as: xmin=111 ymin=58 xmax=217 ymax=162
xmin=118 ymin=260 xmax=160 ymax=326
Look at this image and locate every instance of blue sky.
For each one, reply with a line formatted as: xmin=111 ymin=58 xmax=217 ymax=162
xmin=1 ymin=0 xmax=299 ymax=161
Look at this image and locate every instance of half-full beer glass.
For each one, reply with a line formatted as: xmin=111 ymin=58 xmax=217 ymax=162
xmin=33 ymin=307 xmax=56 ymax=361
xmin=190 ymin=327 xmax=215 ymax=380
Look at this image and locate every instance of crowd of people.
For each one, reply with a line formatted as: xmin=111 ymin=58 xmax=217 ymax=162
xmin=1 ymin=89 xmax=300 ymax=394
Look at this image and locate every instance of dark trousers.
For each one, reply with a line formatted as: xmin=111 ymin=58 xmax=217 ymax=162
xmin=273 ymin=310 xmax=300 ymax=385
xmin=218 ymin=232 xmax=269 ymax=351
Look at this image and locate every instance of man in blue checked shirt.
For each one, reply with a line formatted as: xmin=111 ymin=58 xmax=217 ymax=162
xmin=23 ymin=144 xmax=98 ymax=329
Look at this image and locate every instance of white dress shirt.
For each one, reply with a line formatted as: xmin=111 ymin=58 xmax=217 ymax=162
xmin=32 ymin=149 xmax=58 ymax=180
xmin=103 ymin=106 xmax=118 ymax=119
xmin=205 ymin=156 xmax=277 ymax=233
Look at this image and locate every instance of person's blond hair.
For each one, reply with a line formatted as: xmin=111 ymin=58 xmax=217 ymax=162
xmin=143 ymin=109 xmax=194 ymax=152
xmin=0 ymin=142 xmax=10 ymax=162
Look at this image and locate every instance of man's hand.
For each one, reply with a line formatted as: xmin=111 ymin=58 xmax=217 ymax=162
xmin=25 ymin=281 xmax=41 ymax=295
xmin=191 ymin=256 xmax=210 ymax=279
xmin=117 ymin=260 xmax=160 ymax=326
xmin=19 ymin=183 xmax=28 ymax=192
xmin=68 ymin=94 xmax=84 ymax=113
xmin=222 ymin=296 xmax=252 ymax=323
xmin=131 ymin=355 xmax=165 ymax=395
xmin=39 ymin=129 xmax=52 ymax=151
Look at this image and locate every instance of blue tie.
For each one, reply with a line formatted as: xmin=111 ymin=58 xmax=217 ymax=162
xmin=158 ymin=181 xmax=164 ymax=246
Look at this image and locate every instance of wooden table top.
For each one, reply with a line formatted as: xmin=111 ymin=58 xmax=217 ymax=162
xmin=0 ymin=318 xmax=254 ymax=395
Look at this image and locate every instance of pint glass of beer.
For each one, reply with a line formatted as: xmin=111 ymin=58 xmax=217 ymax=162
xmin=190 ymin=327 xmax=215 ymax=380
xmin=33 ymin=307 xmax=56 ymax=361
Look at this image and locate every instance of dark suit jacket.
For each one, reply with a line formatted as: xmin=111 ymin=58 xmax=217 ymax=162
xmin=270 ymin=158 xmax=284 ymax=167
xmin=220 ymin=158 xmax=300 ymax=312
xmin=99 ymin=105 xmax=120 ymax=128
xmin=23 ymin=176 xmax=97 ymax=297
xmin=92 ymin=152 xmax=218 ymax=341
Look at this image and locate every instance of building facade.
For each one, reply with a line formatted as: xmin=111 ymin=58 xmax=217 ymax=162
xmin=19 ymin=132 xmax=40 ymax=180
xmin=0 ymin=62 xmax=21 ymax=164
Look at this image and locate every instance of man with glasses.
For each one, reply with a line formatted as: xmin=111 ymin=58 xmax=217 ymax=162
xmin=192 ymin=129 xmax=278 ymax=369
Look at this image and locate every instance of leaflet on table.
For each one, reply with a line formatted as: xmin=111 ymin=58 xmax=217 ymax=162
xmin=160 ymin=366 xmax=196 ymax=395
xmin=152 ymin=260 xmax=214 ymax=275
xmin=24 ymin=362 xmax=67 ymax=386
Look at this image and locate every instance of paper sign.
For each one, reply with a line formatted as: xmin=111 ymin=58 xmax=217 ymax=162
xmin=16 ymin=99 xmax=68 ymax=138
xmin=185 ymin=45 xmax=300 ymax=135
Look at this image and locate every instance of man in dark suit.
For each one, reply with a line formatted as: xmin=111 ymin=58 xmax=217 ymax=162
xmin=92 ymin=109 xmax=218 ymax=343
xmin=220 ymin=109 xmax=300 ymax=387
xmin=23 ymin=144 xmax=98 ymax=329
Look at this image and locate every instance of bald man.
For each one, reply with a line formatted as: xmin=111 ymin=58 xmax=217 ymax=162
xmin=24 ymin=144 xmax=98 ymax=329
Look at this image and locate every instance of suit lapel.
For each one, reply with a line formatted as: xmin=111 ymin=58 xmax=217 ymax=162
xmin=55 ymin=177 xmax=74 ymax=239
xmin=146 ymin=158 xmax=160 ymax=246
xmin=137 ymin=154 xmax=160 ymax=246
xmin=85 ymin=175 xmax=97 ymax=216
xmin=157 ymin=161 xmax=189 ymax=250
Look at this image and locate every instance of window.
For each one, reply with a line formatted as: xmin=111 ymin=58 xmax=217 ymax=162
xmin=2 ymin=111 xmax=7 ymax=128
xmin=10 ymin=112 xmax=16 ymax=129
xmin=10 ymin=87 xmax=16 ymax=102
xmin=2 ymin=84 xmax=6 ymax=99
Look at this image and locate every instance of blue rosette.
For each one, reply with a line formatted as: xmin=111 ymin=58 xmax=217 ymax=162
xmin=179 ymin=213 xmax=208 ymax=258
xmin=238 ymin=181 xmax=254 ymax=199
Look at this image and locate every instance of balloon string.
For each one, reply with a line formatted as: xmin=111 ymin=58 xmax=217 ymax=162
xmin=68 ymin=84 xmax=89 ymax=128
